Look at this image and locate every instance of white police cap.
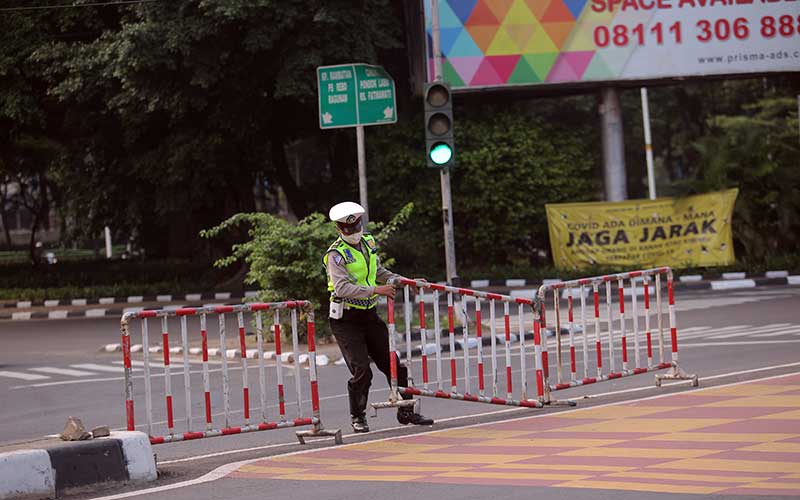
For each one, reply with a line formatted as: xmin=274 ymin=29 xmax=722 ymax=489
xmin=329 ymin=202 xmax=365 ymax=224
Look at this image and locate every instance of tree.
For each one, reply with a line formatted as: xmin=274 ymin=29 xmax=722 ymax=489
xmin=0 ymin=2 xmax=83 ymax=260
xmin=690 ymin=96 xmax=800 ymax=260
xmin=35 ymin=0 xmax=406 ymax=257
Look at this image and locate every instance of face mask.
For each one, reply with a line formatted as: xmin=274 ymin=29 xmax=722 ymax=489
xmin=341 ymin=230 xmax=363 ymax=245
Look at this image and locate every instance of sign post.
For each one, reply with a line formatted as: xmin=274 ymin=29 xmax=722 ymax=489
xmin=317 ymin=64 xmax=397 ymax=226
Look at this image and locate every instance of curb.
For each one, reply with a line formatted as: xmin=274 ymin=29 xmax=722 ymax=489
xmin=1 ymin=290 xmax=260 ymax=309
xmin=0 ymin=431 xmax=156 ymax=499
xmin=1 ymin=303 xmax=243 ymax=322
xmin=2 ymin=272 xmax=798 ymax=322
xmin=466 ymin=271 xmax=796 ymax=290
xmin=472 ymin=274 xmax=800 ymax=300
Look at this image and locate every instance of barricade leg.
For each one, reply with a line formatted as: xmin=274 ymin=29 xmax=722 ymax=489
xmin=141 ymin=319 xmax=154 ymax=435
xmin=162 ymin=316 xmax=174 ymax=435
xmin=420 ymin=289 xmax=429 ymax=390
xmin=579 ymin=284 xmax=589 ymax=380
xmin=517 ymin=303 xmax=526 ymax=400
xmin=618 ymin=278 xmax=628 ymax=372
xmin=593 ymin=283 xmax=603 ymax=378
xmin=631 ymin=278 xmax=641 ymax=371
xmin=554 ymin=290 xmax=562 ymax=385
xmin=369 ymin=294 xmax=416 ymax=414
xmin=503 ymin=301 xmax=512 ymax=399
xmin=296 ymin=314 xmax=343 ymax=445
xmin=476 ymin=298 xmax=484 ymax=397
xmin=655 ymin=271 xmax=699 ymax=387
xmin=567 ymin=290 xmax=576 ymax=382
xmin=539 ymin=290 xmax=575 ymax=406
xmin=540 ymin=298 xmax=549 ymax=401
xmin=643 ymin=278 xmax=654 ymax=368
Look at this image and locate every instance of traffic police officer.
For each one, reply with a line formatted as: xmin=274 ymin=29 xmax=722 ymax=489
xmin=325 ymin=201 xmax=434 ymax=432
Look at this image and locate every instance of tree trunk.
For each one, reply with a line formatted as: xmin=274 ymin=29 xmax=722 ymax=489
xmin=270 ymin=131 xmax=309 ymax=218
xmin=28 ymin=212 xmax=41 ymax=266
xmin=0 ymin=186 xmax=12 ymax=248
xmin=0 ymin=211 xmax=11 ymax=249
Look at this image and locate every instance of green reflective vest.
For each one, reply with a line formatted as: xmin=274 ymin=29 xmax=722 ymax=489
xmin=323 ymin=234 xmax=378 ymax=309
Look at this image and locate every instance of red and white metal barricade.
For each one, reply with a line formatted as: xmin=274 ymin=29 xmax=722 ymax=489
xmin=119 ymin=301 xmax=341 ymax=445
xmin=536 ymin=266 xmax=697 ymax=403
xmin=370 ymin=279 xmax=556 ymax=413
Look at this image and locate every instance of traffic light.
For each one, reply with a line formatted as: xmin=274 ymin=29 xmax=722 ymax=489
xmin=424 ymin=81 xmax=455 ymax=168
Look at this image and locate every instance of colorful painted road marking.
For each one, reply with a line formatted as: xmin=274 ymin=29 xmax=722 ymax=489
xmin=231 ymin=373 xmax=800 ymax=496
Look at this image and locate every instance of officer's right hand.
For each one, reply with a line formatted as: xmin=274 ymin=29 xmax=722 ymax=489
xmin=374 ymin=285 xmax=396 ymax=298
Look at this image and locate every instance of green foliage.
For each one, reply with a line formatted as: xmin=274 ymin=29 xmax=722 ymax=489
xmin=687 ymin=96 xmax=800 ymax=261
xmin=0 ymin=258 xmax=233 ymax=300
xmin=3 ymin=0 xmax=405 ymax=257
xmin=1 ymin=258 xmax=222 ymax=288
xmin=201 ymin=203 xmax=414 ymax=338
xmin=3 ymin=0 xmax=798 ymax=278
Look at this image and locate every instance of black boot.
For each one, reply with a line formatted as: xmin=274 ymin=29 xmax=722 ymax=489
xmin=397 ymin=406 xmax=434 ymax=426
xmin=351 ymin=413 xmax=370 ymax=433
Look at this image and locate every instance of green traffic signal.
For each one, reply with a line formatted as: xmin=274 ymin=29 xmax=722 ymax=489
xmin=424 ymin=81 xmax=455 ymax=168
xmin=429 ymin=143 xmax=453 ymax=165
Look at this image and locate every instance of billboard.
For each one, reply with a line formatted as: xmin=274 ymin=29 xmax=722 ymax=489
xmin=545 ymin=189 xmax=739 ymax=270
xmin=423 ymin=0 xmax=800 ymax=90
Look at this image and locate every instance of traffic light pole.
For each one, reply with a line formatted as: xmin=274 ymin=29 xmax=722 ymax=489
xmin=431 ymin=0 xmax=459 ymax=286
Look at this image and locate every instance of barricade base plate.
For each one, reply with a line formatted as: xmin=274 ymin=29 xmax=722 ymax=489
xmin=655 ymin=365 xmax=699 ymax=387
xmin=296 ymin=427 xmax=343 ymax=445
xmin=369 ymin=398 xmax=417 ymax=417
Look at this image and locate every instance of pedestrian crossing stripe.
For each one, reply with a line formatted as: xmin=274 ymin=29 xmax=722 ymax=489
xmin=70 ymin=363 xmax=133 ymax=373
xmin=0 ymin=371 xmax=49 ymax=381
xmin=29 ymin=367 xmax=96 ymax=377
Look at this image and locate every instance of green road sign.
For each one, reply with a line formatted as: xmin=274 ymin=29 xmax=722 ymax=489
xmin=317 ymin=64 xmax=397 ymax=129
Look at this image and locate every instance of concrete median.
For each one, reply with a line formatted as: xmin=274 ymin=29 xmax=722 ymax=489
xmin=0 ymin=431 xmax=156 ymax=499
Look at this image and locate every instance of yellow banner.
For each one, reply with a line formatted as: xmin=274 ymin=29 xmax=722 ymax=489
xmin=546 ymin=189 xmax=739 ymax=270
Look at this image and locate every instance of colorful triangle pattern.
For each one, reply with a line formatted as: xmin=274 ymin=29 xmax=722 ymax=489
xmin=427 ymin=0 xmax=635 ymax=87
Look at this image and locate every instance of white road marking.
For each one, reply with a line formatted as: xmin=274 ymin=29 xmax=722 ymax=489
xmin=752 ymin=328 xmax=800 ymax=338
xmin=0 ymin=371 xmax=50 ymax=381
xmin=83 ymin=366 xmax=800 ymax=500
xmin=70 ymin=363 xmax=137 ymax=373
xmin=680 ymin=339 xmax=800 ymax=347
xmin=689 ymin=324 xmax=751 ymax=335
xmin=677 ymin=326 xmax=713 ymax=333
xmin=29 ymin=367 xmax=97 ymax=377
xmin=706 ymin=323 xmax=792 ymax=339
xmin=115 ymin=360 xmax=166 ymax=368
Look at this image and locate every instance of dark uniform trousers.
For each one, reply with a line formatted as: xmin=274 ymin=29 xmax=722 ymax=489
xmin=330 ymin=307 xmax=411 ymax=417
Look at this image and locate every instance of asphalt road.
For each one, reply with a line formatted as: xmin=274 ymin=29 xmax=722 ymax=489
xmin=2 ymin=285 xmax=800 ymax=500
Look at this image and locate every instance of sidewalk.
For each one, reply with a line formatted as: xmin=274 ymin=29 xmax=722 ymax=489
xmin=230 ymin=372 xmax=800 ymax=496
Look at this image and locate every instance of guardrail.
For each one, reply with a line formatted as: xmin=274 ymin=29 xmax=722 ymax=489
xmin=119 ymin=301 xmax=341 ymax=445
